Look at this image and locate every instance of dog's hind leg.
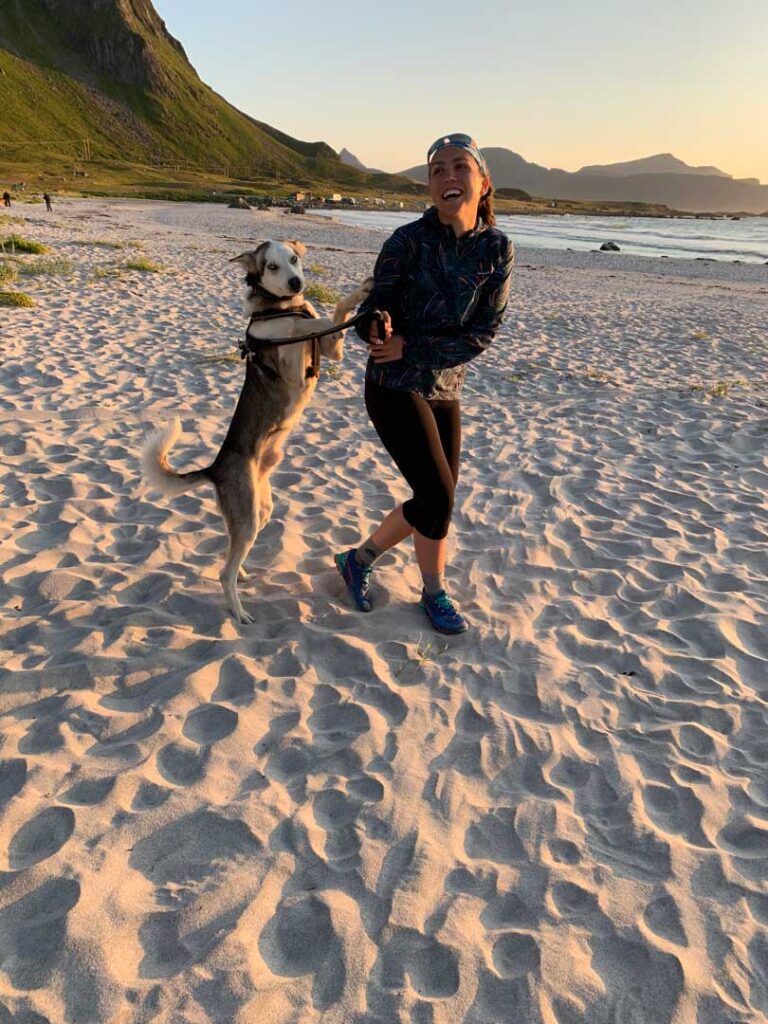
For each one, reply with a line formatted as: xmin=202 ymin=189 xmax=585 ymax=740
xmin=217 ymin=477 xmax=259 ymax=624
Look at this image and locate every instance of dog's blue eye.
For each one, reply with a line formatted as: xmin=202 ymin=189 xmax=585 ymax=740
xmin=290 ymin=256 xmax=298 ymax=264
xmin=267 ymin=264 xmax=278 ymax=271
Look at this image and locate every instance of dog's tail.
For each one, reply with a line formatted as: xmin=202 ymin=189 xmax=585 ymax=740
xmin=141 ymin=418 xmax=211 ymax=497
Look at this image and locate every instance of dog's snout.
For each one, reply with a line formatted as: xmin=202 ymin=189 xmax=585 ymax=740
xmin=289 ymin=276 xmax=302 ymax=292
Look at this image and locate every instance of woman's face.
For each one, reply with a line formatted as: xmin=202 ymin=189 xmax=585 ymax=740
xmin=428 ymin=146 xmax=490 ymax=222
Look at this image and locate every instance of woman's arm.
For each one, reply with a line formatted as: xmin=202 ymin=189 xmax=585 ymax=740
xmin=354 ymin=229 xmax=411 ymax=343
xmin=403 ymin=238 xmax=514 ymax=370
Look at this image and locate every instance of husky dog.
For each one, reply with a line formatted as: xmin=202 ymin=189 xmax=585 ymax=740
xmin=142 ymin=239 xmax=372 ymax=623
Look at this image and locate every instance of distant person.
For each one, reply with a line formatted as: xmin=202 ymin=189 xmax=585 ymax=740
xmin=43 ymin=193 xmax=52 ymax=212
xmin=335 ymin=132 xmax=514 ymax=635
xmin=2 ymin=191 xmax=10 ymax=208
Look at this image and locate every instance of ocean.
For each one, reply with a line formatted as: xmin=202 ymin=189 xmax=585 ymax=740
xmin=311 ymin=208 xmax=768 ymax=264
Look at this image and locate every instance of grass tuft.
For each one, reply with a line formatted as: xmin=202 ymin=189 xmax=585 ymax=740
xmin=306 ymin=262 xmax=325 ymax=275
xmin=74 ymin=239 xmax=126 ymax=250
xmin=0 ymin=261 xmax=18 ymax=283
xmin=690 ymin=379 xmax=746 ymax=399
xmin=304 ymin=282 xmax=339 ymax=304
xmin=196 ymin=349 xmax=241 ymax=365
xmin=1 ymin=234 xmax=49 ymax=255
xmin=124 ymin=257 xmax=164 ymax=273
xmin=18 ymin=257 xmax=73 ymax=276
xmin=0 ymin=290 xmax=35 ymax=307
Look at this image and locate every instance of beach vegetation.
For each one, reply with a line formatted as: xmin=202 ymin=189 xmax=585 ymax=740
xmin=691 ymin=330 xmax=711 ymax=340
xmin=124 ymin=257 xmax=164 ymax=273
xmin=196 ymin=349 xmax=241 ymax=365
xmin=689 ymin=379 xmax=746 ymax=398
xmin=304 ymin=282 xmax=340 ymax=304
xmin=306 ymin=263 xmax=325 ymax=275
xmin=0 ymin=291 xmax=35 ymax=307
xmin=0 ymin=261 xmax=18 ymax=283
xmin=394 ymin=635 xmax=449 ymax=678
xmin=89 ymin=265 xmax=125 ymax=281
xmin=18 ymin=257 xmax=73 ymax=276
xmin=74 ymin=239 xmax=127 ymax=249
xmin=1 ymin=234 xmax=49 ymax=255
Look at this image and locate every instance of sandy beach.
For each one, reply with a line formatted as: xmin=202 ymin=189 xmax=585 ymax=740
xmin=1 ymin=197 xmax=768 ymax=1024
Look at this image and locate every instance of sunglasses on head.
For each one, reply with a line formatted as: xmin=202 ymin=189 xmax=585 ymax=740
xmin=426 ymin=133 xmax=487 ymax=175
xmin=427 ymin=133 xmax=477 ymax=161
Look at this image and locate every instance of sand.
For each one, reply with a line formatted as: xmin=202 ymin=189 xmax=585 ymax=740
xmin=1 ymin=197 xmax=767 ymax=1024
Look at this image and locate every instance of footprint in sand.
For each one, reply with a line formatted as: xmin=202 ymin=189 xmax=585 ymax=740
xmin=156 ymin=742 xmax=210 ymax=786
xmin=132 ymin=781 xmax=172 ymax=810
xmin=182 ymin=703 xmax=238 ymax=744
xmin=211 ymin=655 xmax=258 ymax=705
xmin=313 ymin=788 xmax=361 ymax=872
xmin=491 ymin=932 xmax=541 ymax=979
xmin=8 ymin=806 xmax=75 ymax=868
xmin=0 ymin=758 xmax=27 ymax=809
xmin=643 ymin=890 xmax=687 ymax=946
xmin=138 ymin=911 xmax=192 ymax=979
xmin=307 ymin=698 xmax=370 ymax=754
xmin=370 ymin=928 xmax=460 ymax=1000
xmin=129 ymin=809 xmax=261 ymax=886
xmin=259 ymin=895 xmax=345 ymax=1011
xmin=59 ymin=775 xmax=116 ymax=806
xmin=0 ymin=877 xmax=80 ymax=989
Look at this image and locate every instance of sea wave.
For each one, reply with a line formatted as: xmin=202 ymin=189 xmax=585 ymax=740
xmin=313 ymin=209 xmax=768 ymax=263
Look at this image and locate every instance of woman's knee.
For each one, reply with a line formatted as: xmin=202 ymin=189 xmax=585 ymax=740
xmin=407 ymin=482 xmax=454 ymax=539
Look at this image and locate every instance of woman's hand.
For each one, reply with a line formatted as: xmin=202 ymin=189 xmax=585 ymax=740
xmin=369 ymin=334 xmax=405 ymax=362
xmin=367 ymin=311 xmax=404 ymax=362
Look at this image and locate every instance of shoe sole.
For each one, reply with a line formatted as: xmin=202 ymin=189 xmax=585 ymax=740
xmin=335 ymin=552 xmax=372 ymax=612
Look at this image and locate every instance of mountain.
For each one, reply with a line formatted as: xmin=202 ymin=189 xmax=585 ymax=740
xmin=399 ymin=149 xmax=768 ymax=214
xmin=0 ymin=0 xmax=404 ymax=188
xmin=339 ymin=148 xmax=367 ymax=171
xmin=340 ymin=147 xmax=385 ymax=176
xmin=576 ymin=153 xmax=728 ymax=178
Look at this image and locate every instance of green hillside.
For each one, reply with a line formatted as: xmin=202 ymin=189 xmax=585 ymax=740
xmin=0 ymin=0 xmax=411 ymax=195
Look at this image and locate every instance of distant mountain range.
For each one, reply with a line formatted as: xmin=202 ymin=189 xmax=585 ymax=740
xmin=394 ymin=149 xmax=768 ymax=214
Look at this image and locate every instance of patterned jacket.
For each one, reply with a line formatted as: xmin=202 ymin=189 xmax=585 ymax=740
xmin=356 ymin=206 xmax=514 ymax=400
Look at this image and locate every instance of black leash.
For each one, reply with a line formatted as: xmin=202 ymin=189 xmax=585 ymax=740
xmin=240 ymin=307 xmax=385 ymax=380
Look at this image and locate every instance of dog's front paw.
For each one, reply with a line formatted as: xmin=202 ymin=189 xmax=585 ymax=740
xmin=355 ymin=276 xmax=374 ymax=302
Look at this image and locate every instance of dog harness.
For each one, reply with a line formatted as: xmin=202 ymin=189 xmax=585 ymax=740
xmin=242 ymin=306 xmax=386 ymax=381
xmin=243 ymin=305 xmax=321 ymax=380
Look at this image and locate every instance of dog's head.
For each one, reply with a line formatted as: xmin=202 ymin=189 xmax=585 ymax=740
xmin=231 ymin=240 xmax=307 ymax=307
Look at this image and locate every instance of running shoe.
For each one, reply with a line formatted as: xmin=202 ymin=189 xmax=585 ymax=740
xmin=419 ymin=589 xmax=469 ymax=635
xmin=335 ymin=549 xmax=373 ymax=612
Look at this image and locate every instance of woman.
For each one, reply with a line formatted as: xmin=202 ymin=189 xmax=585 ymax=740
xmin=335 ymin=133 xmax=514 ymax=634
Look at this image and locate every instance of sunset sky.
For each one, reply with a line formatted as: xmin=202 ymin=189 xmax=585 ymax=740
xmin=153 ymin=0 xmax=767 ymax=183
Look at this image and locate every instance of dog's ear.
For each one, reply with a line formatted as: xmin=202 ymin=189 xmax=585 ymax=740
xmin=284 ymin=240 xmax=307 ymax=258
xmin=229 ymin=241 xmax=268 ymax=273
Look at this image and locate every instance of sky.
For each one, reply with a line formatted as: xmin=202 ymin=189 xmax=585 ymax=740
xmin=152 ymin=0 xmax=767 ymax=183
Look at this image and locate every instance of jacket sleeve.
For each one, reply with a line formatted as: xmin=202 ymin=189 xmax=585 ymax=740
xmin=355 ymin=229 xmax=410 ymax=343
xmin=403 ymin=237 xmax=514 ymax=370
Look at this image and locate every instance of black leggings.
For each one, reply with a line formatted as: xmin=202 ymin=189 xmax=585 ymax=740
xmin=364 ymin=380 xmax=461 ymax=540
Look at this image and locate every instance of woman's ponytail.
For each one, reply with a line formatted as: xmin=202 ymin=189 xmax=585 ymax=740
xmin=478 ymin=186 xmax=496 ymax=227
